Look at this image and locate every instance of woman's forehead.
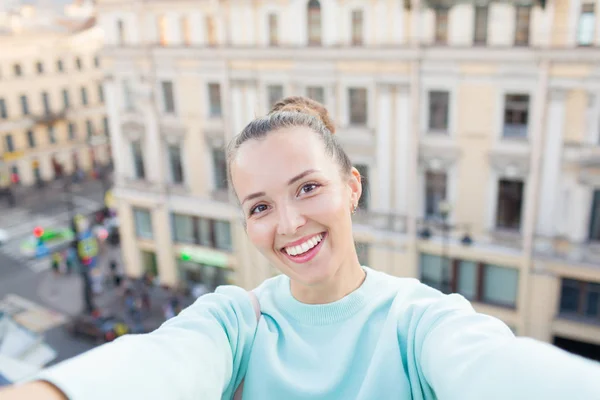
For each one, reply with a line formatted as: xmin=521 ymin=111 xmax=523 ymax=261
xmin=231 ymin=129 xmax=334 ymax=190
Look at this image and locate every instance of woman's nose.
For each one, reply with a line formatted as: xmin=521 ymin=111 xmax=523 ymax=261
xmin=276 ymin=204 xmax=306 ymax=236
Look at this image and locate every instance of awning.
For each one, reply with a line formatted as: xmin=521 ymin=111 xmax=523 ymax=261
xmin=179 ymin=247 xmax=230 ymax=269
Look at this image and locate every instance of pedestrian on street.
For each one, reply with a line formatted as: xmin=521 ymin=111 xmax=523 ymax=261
xmin=6 ymin=96 xmax=600 ymax=400
xmin=50 ymin=252 xmax=61 ymax=277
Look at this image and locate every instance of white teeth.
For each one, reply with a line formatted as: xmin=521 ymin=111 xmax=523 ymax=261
xmin=284 ymin=233 xmax=324 ymax=256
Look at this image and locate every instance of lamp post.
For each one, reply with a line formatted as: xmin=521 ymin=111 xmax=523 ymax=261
xmin=438 ymin=200 xmax=451 ymax=292
xmin=64 ymin=174 xmax=95 ymax=314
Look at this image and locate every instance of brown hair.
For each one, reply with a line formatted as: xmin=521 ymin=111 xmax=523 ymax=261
xmin=269 ymin=96 xmax=336 ymax=134
xmin=226 ymin=96 xmax=352 ymax=187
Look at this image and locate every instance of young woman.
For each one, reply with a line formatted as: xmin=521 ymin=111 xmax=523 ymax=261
xmin=3 ymin=97 xmax=599 ymax=400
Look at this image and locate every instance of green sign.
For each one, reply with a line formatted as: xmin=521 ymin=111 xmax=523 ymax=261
xmin=179 ymin=248 xmax=230 ymax=268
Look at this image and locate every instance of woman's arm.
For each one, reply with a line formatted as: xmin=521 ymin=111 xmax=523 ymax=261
xmin=0 ymin=381 xmax=67 ymax=399
xmin=1 ymin=286 xmax=257 ymax=400
xmin=415 ymin=294 xmax=600 ymax=400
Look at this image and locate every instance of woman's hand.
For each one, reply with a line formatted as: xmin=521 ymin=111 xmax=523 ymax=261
xmin=0 ymin=381 xmax=67 ymax=399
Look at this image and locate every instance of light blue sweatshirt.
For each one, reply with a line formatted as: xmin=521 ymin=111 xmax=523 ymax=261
xmin=31 ymin=267 xmax=600 ymax=399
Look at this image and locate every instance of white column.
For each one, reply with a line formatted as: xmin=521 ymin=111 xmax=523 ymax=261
xmin=321 ymin=0 xmax=339 ymax=46
xmin=167 ymin=12 xmax=182 ymax=45
xmin=104 ymin=79 xmax=128 ymax=186
xmin=488 ymin=4 xmax=515 ymax=46
xmin=394 ymin=86 xmax=411 ymax=215
xmin=231 ymin=82 xmax=244 ymax=136
xmin=570 ymin=185 xmax=594 ymax=242
xmin=536 ymin=89 xmax=566 ymax=237
xmin=376 ymin=85 xmax=392 ymax=210
xmin=244 ymin=82 xmax=258 ymax=126
xmin=189 ymin=12 xmax=205 ymax=46
xmin=449 ymin=4 xmax=474 ymax=46
xmin=139 ymin=92 xmax=163 ymax=185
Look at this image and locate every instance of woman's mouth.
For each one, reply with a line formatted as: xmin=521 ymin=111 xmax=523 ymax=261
xmin=281 ymin=232 xmax=327 ymax=264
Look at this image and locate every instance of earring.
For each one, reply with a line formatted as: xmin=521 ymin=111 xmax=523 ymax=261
xmin=351 ymin=204 xmax=357 ymax=215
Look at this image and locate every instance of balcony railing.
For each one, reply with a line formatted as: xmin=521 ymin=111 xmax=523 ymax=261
xmin=534 ymin=235 xmax=600 ymax=265
xmin=353 ymin=210 xmax=408 ymax=234
xmin=33 ymin=109 xmax=67 ymax=126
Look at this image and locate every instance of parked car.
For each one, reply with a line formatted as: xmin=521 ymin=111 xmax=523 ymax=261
xmin=65 ymin=314 xmax=130 ymax=344
xmin=0 ymin=229 xmax=8 ymax=246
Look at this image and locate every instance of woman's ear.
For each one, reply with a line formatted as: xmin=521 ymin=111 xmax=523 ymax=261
xmin=348 ymin=167 xmax=363 ymax=209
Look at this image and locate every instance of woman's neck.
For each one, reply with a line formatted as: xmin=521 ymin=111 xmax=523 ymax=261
xmin=290 ymin=260 xmax=366 ymax=304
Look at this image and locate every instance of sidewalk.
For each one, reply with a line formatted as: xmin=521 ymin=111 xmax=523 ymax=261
xmin=36 ymin=246 xmax=190 ymax=333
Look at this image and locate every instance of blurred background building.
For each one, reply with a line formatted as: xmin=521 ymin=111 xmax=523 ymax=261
xmin=94 ymin=0 xmax=600 ymax=360
xmin=0 ymin=0 xmax=110 ymax=189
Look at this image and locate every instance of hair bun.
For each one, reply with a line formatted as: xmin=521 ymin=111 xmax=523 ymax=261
xmin=268 ymin=96 xmax=336 ymax=134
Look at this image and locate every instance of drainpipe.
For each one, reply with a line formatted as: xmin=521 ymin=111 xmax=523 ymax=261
xmin=520 ymin=59 xmax=550 ymax=335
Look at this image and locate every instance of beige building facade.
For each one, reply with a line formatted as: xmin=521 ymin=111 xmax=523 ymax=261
xmin=0 ymin=6 xmax=111 ymax=188
xmin=98 ymin=0 xmax=600 ymax=358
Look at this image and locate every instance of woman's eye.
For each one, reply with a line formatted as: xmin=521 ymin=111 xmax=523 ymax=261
xmin=250 ymin=204 xmax=268 ymax=215
xmin=299 ymin=183 xmax=319 ymax=195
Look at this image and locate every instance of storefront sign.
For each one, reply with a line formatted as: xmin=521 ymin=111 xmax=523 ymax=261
xmin=179 ymin=247 xmax=229 ymax=268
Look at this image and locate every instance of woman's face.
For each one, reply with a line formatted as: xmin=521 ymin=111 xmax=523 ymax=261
xmin=231 ymin=127 xmax=361 ymax=288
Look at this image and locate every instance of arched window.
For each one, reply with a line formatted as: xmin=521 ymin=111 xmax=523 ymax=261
xmin=307 ymin=0 xmax=322 ymax=46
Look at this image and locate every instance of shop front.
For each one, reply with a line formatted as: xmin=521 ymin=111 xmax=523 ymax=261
xmin=176 ymin=247 xmax=235 ymax=296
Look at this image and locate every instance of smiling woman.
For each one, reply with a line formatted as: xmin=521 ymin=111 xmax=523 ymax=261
xmin=3 ymin=97 xmax=600 ymax=400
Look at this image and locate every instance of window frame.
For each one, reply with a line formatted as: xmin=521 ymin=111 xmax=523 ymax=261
xmin=348 ymin=87 xmax=368 ymax=126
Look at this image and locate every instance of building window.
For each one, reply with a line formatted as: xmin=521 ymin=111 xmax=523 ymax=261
xmin=212 ymin=148 xmax=228 ymax=190
xmin=36 ymin=61 xmax=44 ymax=74
xmin=117 ymin=19 xmax=126 ymax=45
xmin=123 ymin=80 xmax=134 ymax=110
xmin=27 ymin=130 xmax=35 ymax=148
xmin=4 ymin=134 xmax=14 ymax=152
xmin=98 ymin=83 xmax=104 ymax=103
xmin=62 ymin=89 xmax=70 ymax=109
xmin=268 ymin=13 xmax=279 ymax=46
xmin=208 ymin=83 xmax=222 ymax=117
xmin=171 ymin=214 xmax=232 ymax=251
xmin=483 ymin=264 xmax=519 ymax=307
xmin=20 ymin=95 xmax=29 ymax=115
xmin=428 ymin=91 xmax=449 ymax=132
xmin=473 ymin=6 xmax=488 ymax=45
xmin=206 ymin=16 xmax=217 ymax=46
xmin=420 ymin=253 xmax=519 ymax=308
xmin=158 ymin=15 xmax=168 ymax=46
xmin=355 ymin=164 xmax=370 ymax=209
xmin=435 ymin=8 xmax=449 ymax=44
xmin=503 ymin=94 xmax=529 ymax=138
xmin=80 ymin=86 xmax=88 ymax=106
xmin=0 ymin=98 xmax=7 ymax=119
xmin=306 ymin=86 xmax=325 ymax=104
xmin=356 ymin=242 xmax=370 ymax=266
xmin=57 ymin=59 xmax=64 ymax=72
xmin=14 ymin=64 xmax=22 ymax=77
xmin=86 ymin=120 xmax=93 ymax=139
xmin=560 ymin=279 xmax=600 ymax=321
xmin=75 ymin=57 xmax=83 ymax=70
xmin=351 ymin=9 xmax=364 ymax=46
xmin=42 ymin=92 xmax=51 ymax=115
xmin=103 ymin=116 xmax=109 ymax=136
xmin=496 ymin=179 xmax=524 ymax=231
xmin=168 ymin=144 xmax=184 ymax=184
xmin=578 ymin=3 xmax=595 ymax=46
xmin=172 ymin=214 xmax=196 ymax=244
xmin=131 ymin=140 xmax=145 ymax=179
xmin=48 ymin=126 xmax=56 ymax=144
xmin=94 ymin=56 xmax=100 ymax=68
xmin=134 ymin=208 xmax=153 ymax=239
xmin=515 ymin=6 xmax=531 ymax=46
xmin=161 ymin=81 xmax=176 ymax=114
xmin=588 ymin=190 xmax=600 ymax=241
xmin=307 ymin=0 xmax=322 ymax=46
xmin=349 ymin=87 xmax=367 ymax=125
xmin=68 ymin=123 xmax=76 ymax=140
xmin=425 ymin=171 xmax=447 ymax=218
xmin=182 ymin=16 xmax=192 ymax=46
xmin=267 ymin=84 xmax=284 ymax=108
